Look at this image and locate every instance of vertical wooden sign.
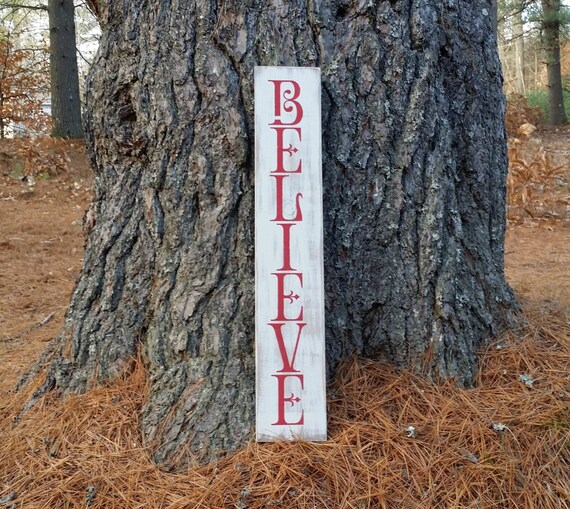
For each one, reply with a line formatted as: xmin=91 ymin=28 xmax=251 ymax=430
xmin=255 ymin=66 xmax=326 ymax=442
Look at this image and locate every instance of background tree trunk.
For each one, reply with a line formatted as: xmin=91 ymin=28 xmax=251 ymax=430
xmin=48 ymin=0 xmax=83 ymax=137
xmin=513 ymin=8 xmax=526 ymax=95
xmin=26 ymin=0 xmax=517 ymax=468
xmin=542 ymin=0 xmax=568 ymax=125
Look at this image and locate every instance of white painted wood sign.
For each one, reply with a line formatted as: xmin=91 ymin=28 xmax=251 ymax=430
xmin=255 ymin=66 xmax=327 ymax=442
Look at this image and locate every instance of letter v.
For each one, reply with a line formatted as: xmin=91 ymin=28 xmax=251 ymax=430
xmin=268 ymin=322 xmax=306 ymax=372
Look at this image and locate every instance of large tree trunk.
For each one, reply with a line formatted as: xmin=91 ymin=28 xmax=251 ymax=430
xmin=542 ymin=0 xmax=568 ymax=125
xmin=48 ymin=0 xmax=84 ymax=137
xmin=25 ymin=0 xmax=517 ymax=467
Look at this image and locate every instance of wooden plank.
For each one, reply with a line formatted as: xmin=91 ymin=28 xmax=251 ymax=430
xmin=255 ymin=66 xmax=326 ymax=442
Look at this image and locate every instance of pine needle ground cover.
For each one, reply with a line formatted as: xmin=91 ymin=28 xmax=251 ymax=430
xmin=0 ymin=136 xmax=568 ymax=508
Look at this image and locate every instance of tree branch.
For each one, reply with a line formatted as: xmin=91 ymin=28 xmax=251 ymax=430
xmin=0 ymin=2 xmax=47 ymax=11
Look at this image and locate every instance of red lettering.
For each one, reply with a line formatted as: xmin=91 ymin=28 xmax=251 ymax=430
xmin=269 ymin=80 xmax=304 ymax=125
xmin=272 ymin=374 xmax=304 ymax=425
xmin=271 ymin=126 xmax=302 ymax=174
xmin=277 ymin=223 xmax=296 ymax=271
xmin=268 ymin=322 xmax=306 ymax=372
xmin=271 ymin=175 xmax=303 ymax=222
xmin=265 ymin=76 xmax=309 ymax=430
xmin=272 ymin=272 xmax=303 ymax=321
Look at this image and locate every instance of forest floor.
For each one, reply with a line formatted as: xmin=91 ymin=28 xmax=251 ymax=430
xmin=0 ymin=130 xmax=568 ymax=508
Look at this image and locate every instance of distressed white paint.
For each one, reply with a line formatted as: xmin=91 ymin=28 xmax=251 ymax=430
xmin=255 ymin=66 xmax=326 ymax=442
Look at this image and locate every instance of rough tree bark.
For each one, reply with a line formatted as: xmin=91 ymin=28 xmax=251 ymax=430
xmin=23 ymin=0 xmax=518 ymax=467
xmin=48 ymin=0 xmax=84 ymax=137
xmin=542 ymin=0 xmax=567 ymax=125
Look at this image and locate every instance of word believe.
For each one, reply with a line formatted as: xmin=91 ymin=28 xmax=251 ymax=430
xmin=268 ymin=78 xmax=306 ymax=426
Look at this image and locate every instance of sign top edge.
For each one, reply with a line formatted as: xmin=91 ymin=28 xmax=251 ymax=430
xmin=254 ymin=65 xmax=321 ymax=72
